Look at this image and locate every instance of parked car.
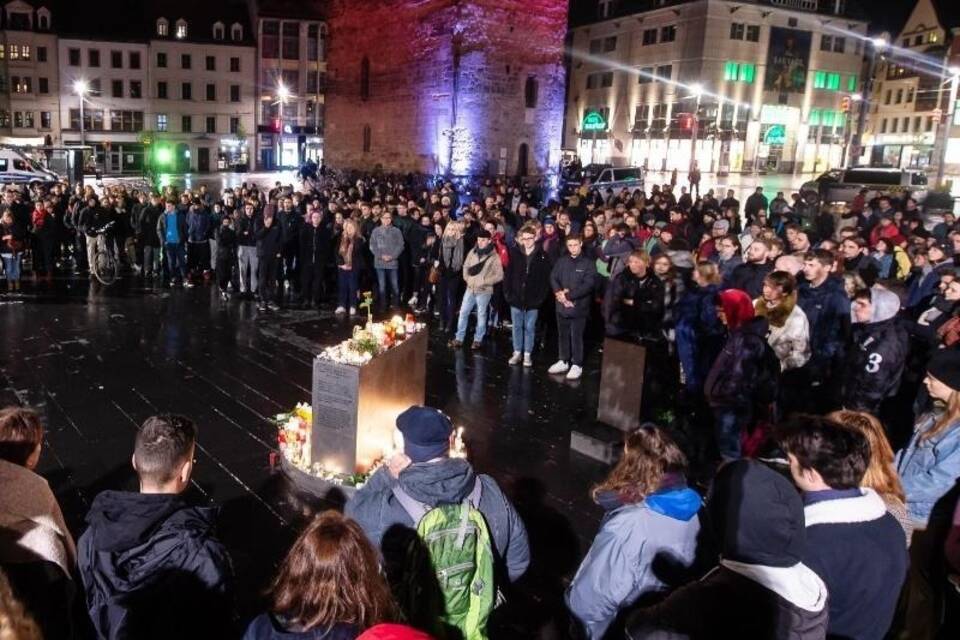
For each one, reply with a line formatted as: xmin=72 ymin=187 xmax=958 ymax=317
xmin=0 ymin=148 xmax=61 ymax=186
xmin=590 ymin=166 xmax=645 ymax=194
xmin=801 ymin=167 xmax=929 ymax=207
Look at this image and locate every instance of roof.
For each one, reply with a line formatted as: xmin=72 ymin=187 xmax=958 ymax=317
xmin=255 ymin=0 xmax=326 ymax=21
xmin=52 ymin=0 xmax=255 ymax=45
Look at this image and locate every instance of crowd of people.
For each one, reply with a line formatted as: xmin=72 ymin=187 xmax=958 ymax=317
xmin=0 ymin=169 xmax=960 ymax=638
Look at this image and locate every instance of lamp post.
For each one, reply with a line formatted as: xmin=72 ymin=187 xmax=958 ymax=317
xmin=840 ymin=93 xmax=863 ymax=169
xmin=853 ymin=36 xmax=888 ymax=167
xmin=276 ymin=83 xmax=290 ymax=169
xmin=73 ymin=79 xmax=89 ymax=147
xmin=935 ymin=66 xmax=960 ymax=189
xmin=689 ymin=83 xmax=703 ymax=174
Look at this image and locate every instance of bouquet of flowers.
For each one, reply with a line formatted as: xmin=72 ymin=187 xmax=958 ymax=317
xmin=318 ymin=314 xmax=425 ymax=366
xmin=276 ymin=402 xmax=312 ymax=470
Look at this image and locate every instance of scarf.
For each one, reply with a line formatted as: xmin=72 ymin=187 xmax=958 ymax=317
xmin=754 ymin=291 xmax=797 ymax=329
xmin=442 ymin=235 xmax=464 ymax=271
xmin=467 ymin=243 xmax=494 ymax=276
xmin=339 ymin=235 xmax=354 ymax=268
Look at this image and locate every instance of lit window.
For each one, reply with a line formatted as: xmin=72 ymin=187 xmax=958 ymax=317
xmin=827 ymin=73 xmax=841 ymax=91
xmin=157 ymin=19 xmax=168 ymax=37
xmin=724 ymin=61 xmax=739 ymax=82
xmin=156 ymin=114 xmax=168 ymax=131
xmin=809 ymin=109 xmax=821 ymax=126
xmin=21 ymin=46 xmax=29 ymax=60
xmin=176 ymin=20 xmax=188 ymax=39
xmin=813 ymin=71 xmax=826 ymax=89
xmin=847 ymin=76 xmax=857 ymax=92
xmin=739 ymin=63 xmax=755 ymax=83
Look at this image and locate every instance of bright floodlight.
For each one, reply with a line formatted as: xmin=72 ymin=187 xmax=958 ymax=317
xmin=950 ymin=66 xmax=960 ymax=78
xmin=277 ymin=83 xmax=290 ymax=100
xmin=872 ymin=37 xmax=888 ymax=50
xmin=690 ymin=83 xmax=704 ymax=98
xmin=851 ymin=93 xmax=863 ymax=101
xmin=73 ymin=79 xmax=88 ymax=95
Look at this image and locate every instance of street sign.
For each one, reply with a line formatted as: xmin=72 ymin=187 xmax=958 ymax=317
xmin=764 ymin=125 xmax=786 ymax=145
xmin=582 ymin=111 xmax=607 ymax=131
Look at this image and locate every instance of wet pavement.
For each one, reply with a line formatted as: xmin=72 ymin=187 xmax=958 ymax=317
xmin=0 ymin=274 xmax=611 ymax=635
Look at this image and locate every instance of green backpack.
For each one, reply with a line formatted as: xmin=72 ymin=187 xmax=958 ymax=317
xmin=392 ymin=480 xmax=495 ymax=640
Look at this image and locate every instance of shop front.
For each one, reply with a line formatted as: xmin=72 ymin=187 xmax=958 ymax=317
xmin=218 ymin=137 xmax=250 ymax=172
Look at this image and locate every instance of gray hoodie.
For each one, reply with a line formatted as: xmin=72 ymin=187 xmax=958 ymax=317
xmin=369 ymin=224 xmax=404 ymax=270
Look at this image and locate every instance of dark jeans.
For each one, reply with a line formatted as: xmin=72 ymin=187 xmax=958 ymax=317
xmin=439 ymin=273 xmax=463 ymax=333
xmin=301 ymin=261 xmax=325 ymax=305
xmin=713 ymin=405 xmax=752 ymax=461
xmin=376 ymin=268 xmax=400 ymax=309
xmin=216 ymin=258 xmax=235 ymax=292
xmin=338 ymin=267 xmax=359 ymax=309
xmin=187 ymin=242 xmax=210 ymax=276
xmin=281 ymin=244 xmax=300 ymax=293
xmin=164 ymin=243 xmax=186 ymax=281
xmin=259 ymin=255 xmax=280 ymax=302
xmin=557 ymin=315 xmax=587 ymax=366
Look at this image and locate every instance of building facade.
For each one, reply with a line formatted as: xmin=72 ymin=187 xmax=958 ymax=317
xmin=323 ymin=0 xmax=568 ymax=178
xmin=861 ymin=0 xmax=959 ymax=175
xmin=0 ymin=1 xmax=59 ymax=147
xmin=567 ymin=0 xmax=869 ymax=174
xmin=253 ymin=0 xmax=327 ymax=171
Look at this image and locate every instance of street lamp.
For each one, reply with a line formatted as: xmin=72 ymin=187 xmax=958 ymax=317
xmin=276 ymin=83 xmax=290 ymax=169
xmin=935 ymin=66 xmax=960 ymax=188
xmin=73 ymin=79 xmax=89 ymax=146
xmin=689 ymin=83 xmax=704 ymax=175
xmin=853 ymin=36 xmax=888 ymax=167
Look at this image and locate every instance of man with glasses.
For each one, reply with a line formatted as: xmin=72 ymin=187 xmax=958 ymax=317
xmin=504 ymin=223 xmax=552 ymax=367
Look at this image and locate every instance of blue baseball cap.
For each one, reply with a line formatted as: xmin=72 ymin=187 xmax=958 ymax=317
xmin=396 ymin=406 xmax=454 ymax=463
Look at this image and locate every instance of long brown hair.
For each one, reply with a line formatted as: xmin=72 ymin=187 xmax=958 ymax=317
xmin=269 ymin=511 xmax=395 ymax=631
xmin=827 ymin=411 xmax=905 ymax=503
xmin=592 ymin=425 xmax=687 ymax=504
xmin=927 ymin=387 xmax=960 ymax=441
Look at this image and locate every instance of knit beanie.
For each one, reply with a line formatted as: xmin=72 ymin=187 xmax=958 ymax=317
xmin=926 ymin=350 xmax=960 ymax=391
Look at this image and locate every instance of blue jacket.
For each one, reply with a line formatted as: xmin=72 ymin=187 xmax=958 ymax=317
xmin=345 ymin=458 xmax=530 ymax=582
xmin=797 ymin=276 xmax=850 ymax=375
xmin=242 ymin=614 xmax=357 ymax=640
xmin=187 ymin=209 xmax=212 ymax=243
xmin=566 ymin=486 xmax=702 ymax=640
xmin=896 ymin=414 xmax=960 ymax=526
xmin=674 ymin=284 xmax=724 ymax=393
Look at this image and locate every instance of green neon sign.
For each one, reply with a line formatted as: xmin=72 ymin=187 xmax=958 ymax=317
xmin=582 ymin=111 xmax=607 ymax=131
xmin=764 ymin=124 xmax=786 ymax=146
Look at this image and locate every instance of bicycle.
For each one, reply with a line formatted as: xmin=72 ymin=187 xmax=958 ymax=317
xmin=91 ymin=221 xmax=118 ymax=285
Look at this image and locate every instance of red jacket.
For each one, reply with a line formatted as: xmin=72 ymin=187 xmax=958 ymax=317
xmin=492 ymin=231 xmax=509 ymax=268
xmin=31 ymin=207 xmax=49 ymax=231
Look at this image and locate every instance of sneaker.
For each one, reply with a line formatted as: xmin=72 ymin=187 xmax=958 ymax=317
xmin=566 ymin=365 xmax=583 ymax=380
xmin=267 ymin=302 xmax=281 ymax=311
xmin=471 ymin=341 xmax=483 ymax=351
xmin=448 ymin=339 xmax=463 ymax=348
xmin=548 ymin=360 xmax=570 ymax=375
xmin=349 ymin=307 xmax=357 ymax=316
xmin=220 ymin=291 xmax=229 ymax=301
xmin=184 ymin=281 xmax=195 ymax=289
xmin=523 ymin=353 xmax=533 ymax=367
xmin=407 ymin=294 xmax=418 ymax=306
xmin=335 ymin=306 xmax=346 ymax=314
xmin=257 ymin=304 xmax=267 ymax=312
xmin=508 ymin=351 xmax=522 ymax=365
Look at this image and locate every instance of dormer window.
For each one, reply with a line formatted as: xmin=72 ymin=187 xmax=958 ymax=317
xmin=231 ymin=23 xmax=243 ymax=41
xmin=37 ymin=8 xmax=51 ymax=31
xmin=213 ymin=22 xmax=224 ymax=40
xmin=157 ymin=18 xmax=168 ymax=37
xmin=175 ymin=19 xmax=187 ymax=39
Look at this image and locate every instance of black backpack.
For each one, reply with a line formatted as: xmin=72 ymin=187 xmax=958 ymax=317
xmin=753 ymin=339 xmax=782 ymax=407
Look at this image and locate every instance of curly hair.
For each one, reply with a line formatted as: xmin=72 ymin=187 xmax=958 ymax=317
xmin=593 ymin=425 xmax=688 ymax=504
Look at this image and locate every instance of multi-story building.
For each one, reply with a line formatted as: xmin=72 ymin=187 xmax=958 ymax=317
xmin=252 ymin=0 xmax=327 ymax=170
xmin=0 ymin=1 xmax=60 ymax=147
xmin=323 ymin=0 xmax=568 ymax=177
xmin=56 ymin=0 xmax=256 ymax=174
xmin=566 ymin=0 xmax=869 ymax=175
xmin=862 ymin=0 xmax=959 ymax=174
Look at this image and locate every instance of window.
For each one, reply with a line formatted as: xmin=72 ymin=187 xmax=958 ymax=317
xmin=175 ymin=20 xmax=187 ymax=39
xmin=308 ymin=24 xmax=320 ymax=61
xmin=13 ymin=112 xmax=22 ymax=128
xmin=902 ymin=117 xmax=910 ymax=132
xmin=206 ymin=56 xmax=215 ymax=71
xmin=38 ymin=13 xmax=49 ymax=30
xmin=88 ymin=50 xmax=100 ymax=67
xmin=638 ymin=66 xmax=654 ymax=84
xmin=156 ymin=52 xmax=167 ymax=68
xmin=739 ymin=63 xmax=755 ymax=83
xmin=112 ymin=79 xmax=123 ymax=98
xmin=282 ymin=22 xmax=299 ymax=60
xmin=68 ymin=48 xmax=80 ymax=66
xmin=206 ymin=116 xmax=216 ymax=133
xmin=40 ymin=112 xmax=51 ymax=129
xmin=914 ymin=34 xmax=922 ymax=46
xmin=0 ymin=76 xmax=6 ymax=93
xmin=827 ymin=73 xmax=840 ymax=91
xmin=38 ymin=78 xmax=48 ymax=94
xmin=880 ymin=118 xmax=887 ymax=134
xmin=230 ymin=117 xmax=240 ymax=134
xmin=724 ymin=61 xmax=739 ymax=82
xmin=661 ymin=26 xmax=676 ymax=43
xmin=157 ymin=81 xmax=168 ymax=99
xmin=157 ymin=18 xmax=168 ymax=37
xmin=213 ymin=24 xmax=224 ymax=40
xmin=929 ymin=32 xmax=939 ymax=44
xmin=360 ymin=56 xmax=370 ymax=100
xmin=915 ymin=116 xmax=922 ymax=131
xmin=230 ymin=84 xmax=240 ymax=102
xmin=642 ymin=29 xmax=657 ymax=45
xmin=907 ymin=88 xmax=914 ymax=102
xmin=586 ymin=71 xmax=614 ymax=89
xmin=181 ymin=82 xmax=191 ymax=100
xmin=230 ymin=57 xmax=240 ymax=72
xmin=656 ymin=65 xmax=672 ymax=81
xmin=362 ymin=124 xmax=371 ymax=153
xmin=130 ymin=52 xmax=141 ymax=69
xmin=11 ymin=76 xmax=31 ymax=94
xmin=730 ymin=23 xmax=745 ymax=40
xmin=181 ymin=115 xmax=191 ymax=132
xmin=231 ymin=24 xmax=243 ymax=42
xmin=156 ymin=113 xmax=168 ymax=131
xmin=895 ymin=88 xmax=903 ymax=104
xmin=111 ymin=50 xmax=122 ymax=68
xmin=19 ymin=46 xmax=29 ymax=61
xmin=110 ymin=110 xmax=143 ymax=132
xmin=525 ymin=76 xmax=538 ymax=108
xmin=206 ymin=83 xmax=216 ymax=101
xmin=884 ymin=88 xmax=891 ymax=104
xmin=37 ymin=46 xmax=47 ymax=62
xmin=69 ymin=108 xmax=103 ymax=131
xmin=90 ymin=78 xmax=100 ymax=94
xmin=7 ymin=45 xmax=18 ymax=61
xmin=262 ymin=20 xmax=279 ymax=58
xmin=181 ymin=54 xmax=191 ymax=69
xmin=589 ymin=38 xmax=602 ymax=54
xmin=833 ymin=37 xmax=846 ymax=53
xmin=890 ymin=118 xmax=898 ymax=133
xmin=130 ymin=81 xmax=142 ymax=99
xmin=847 ymin=75 xmax=857 ymax=92
xmin=601 ymin=36 xmax=616 ymax=52
xmin=746 ymin=25 xmax=760 ymax=42
xmin=814 ymin=71 xmax=841 ymax=91
xmin=821 ymin=35 xmax=833 ymax=51
xmin=926 ymin=116 xmax=935 ymax=132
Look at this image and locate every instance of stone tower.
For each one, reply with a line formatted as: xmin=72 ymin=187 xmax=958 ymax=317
xmin=323 ymin=0 xmax=568 ymax=178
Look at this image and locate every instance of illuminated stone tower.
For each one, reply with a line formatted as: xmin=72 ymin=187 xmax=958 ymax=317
xmin=323 ymin=0 xmax=568 ymax=177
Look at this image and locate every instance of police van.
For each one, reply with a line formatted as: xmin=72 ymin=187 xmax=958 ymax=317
xmin=0 ymin=148 xmax=61 ymax=186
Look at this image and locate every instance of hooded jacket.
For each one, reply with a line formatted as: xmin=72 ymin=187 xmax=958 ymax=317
xmin=797 ymin=276 xmax=850 ymax=376
xmin=566 ymin=484 xmax=703 ymax=640
xmin=77 ymin=491 xmax=235 ymax=640
xmin=503 ymin=244 xmax=552 ymax=310
xmin=344 ymin=458 xmax=530 ymax=583
xmin=626 ymin=461 xmax=828 ymax=640
xmin=841 ymin=286 xmax=908 ymax=414
xmin=675 ymin=283 xmax=725 ymax=393
xmin=705 ymin=290 xmax=772 ymax=408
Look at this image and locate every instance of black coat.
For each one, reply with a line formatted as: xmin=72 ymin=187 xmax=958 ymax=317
xmin=503 ymin=244 xmax=552 ymax=310
xmin=841 ymin=317 xmax=909 ymax=414
xmin=725 ymin=261 xmax=774 ymax=299
xmin=797 ymin=277 xmax=850 ymax=378
xmin=236 ymin=214 xmax=258 ymax=247
xmin=603 ymin=269 xmax=665 ymax=339
xmin=549 ymin=252 xmax=598 ymax=319
xmin=704 ymin=316 xmax=771 ymax=408
xmin=77 ymin=491 xmax=234 ymax=640
xmin=300 ymin=223 xmax=332 ymax=269
xmin=255 ymin=218 xmax=284 ymax=258
xmin=215 ymin=226 xmax=238 ymax=264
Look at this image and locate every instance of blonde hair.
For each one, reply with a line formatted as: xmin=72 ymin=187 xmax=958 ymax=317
xmin=593 ymin=425 xmax=687 ymax=504
xmin=694 ymin=261 xmax=721 ymax=285
xmin=827 ymin=411 xmax=905 ymax=503
xmin=927 ymin=388 xmax=960 ymax=441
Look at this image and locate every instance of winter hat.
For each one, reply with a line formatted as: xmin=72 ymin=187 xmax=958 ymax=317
xmin=543 ymin=217 xmax=556 ymax=227
xmin=357 ymin=624 xmax=434 ymax=640
xmin=713 ymin=219 xmax=730 ymax=234
xmin=926 ymin=350 xmax=960 ymax=391
xmin=396 ymin=406 xmax=454 ymax=463
xmin=708 ymin=460 xmax=805 ymax=568
xmin=715 ymin=289 xmax=756 ymax=331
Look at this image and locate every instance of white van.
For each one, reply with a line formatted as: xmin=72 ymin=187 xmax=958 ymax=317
xmin=0 ymin=148 xmax=61 ymax=186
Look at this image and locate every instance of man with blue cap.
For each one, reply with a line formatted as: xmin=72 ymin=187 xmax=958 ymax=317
xmin=345 ymin=405 xmax=530 ymax=582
